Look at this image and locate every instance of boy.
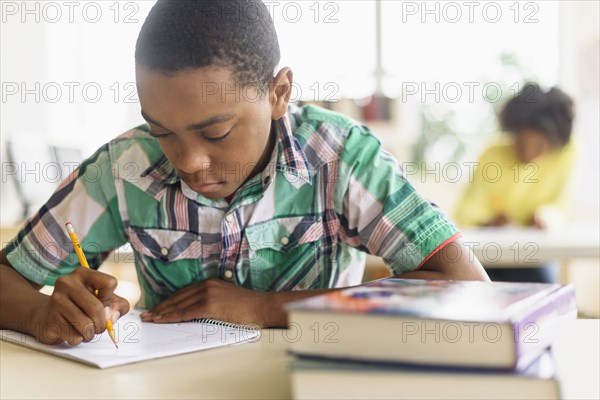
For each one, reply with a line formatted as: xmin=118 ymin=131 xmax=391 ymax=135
xmin=0 ymin=0 xmax=488 ymax=346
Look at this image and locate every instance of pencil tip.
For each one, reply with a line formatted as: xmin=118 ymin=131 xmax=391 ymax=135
xmin=108 ymin=328 xmax=118 ymax=349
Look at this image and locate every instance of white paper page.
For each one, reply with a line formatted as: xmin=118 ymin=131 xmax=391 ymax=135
xmin=0 ymin=310 xmax=260 ymax=368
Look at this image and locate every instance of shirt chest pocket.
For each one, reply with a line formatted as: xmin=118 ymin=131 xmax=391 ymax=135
xmin=244 ymin=217 xmax=330 ymax=291
xmin=127 ymin=227 xmax=219 ymax=307
xmin=129 ymin=227 xmax=203 ymax=263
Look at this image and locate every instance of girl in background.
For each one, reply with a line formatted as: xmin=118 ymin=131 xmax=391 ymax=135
xmin=454 ymin=83 xmax=576 ymax=282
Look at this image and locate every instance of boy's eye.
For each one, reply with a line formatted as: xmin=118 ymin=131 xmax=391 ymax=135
xmin=146 ymin=127 xmax=233 ymax=142
xmin=204 ymin=129 xmax=232 ymax=143
xmin=148 ymin=130 xmax=173 ymax=138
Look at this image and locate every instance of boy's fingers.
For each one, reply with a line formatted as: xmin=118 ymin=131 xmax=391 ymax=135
xmin=110 ymin=310 xmax=121 ymax=323
xmin=150 ymin=296 xmax=192 ymax=317
xmin=153 ymin=295 xmax=204 ymax=319
xmin=149 ymin=294 xmax=186 ymax=315
xmin=103 ymin=296 xmax=128 ymax=324
xmin=140 ymin=312 xmax=153 ymax=321
xmin=56 ymin=302 xmax=96 ymax=342
xmin=92 ymin=274 xmax=119 ymax=303
xmin=151 ymin=284 xmax=205 ymax=314
xmin=70 ymin=268 xmax=119 ymax=306
xmin=170 ymin=283 xmax=203 ymax=298
xmin=149 ymin=305 xmax=178 ymax=319
xmin=104 ymin=306 xmax=121 ymax=323
xmin=71 ymin=269 xmax=126 ymax=327
xmin=109 ymin=294 xmax=130 ymax=315
xmin=153 ymin=307 xmax=199 ymax=323
xmin=66 ymin=335 xmax=85 ymax=347
xmin=36 ymin=313 xmax=84 ymax=346
xmin=66 ymin=285 xmax=106 ymax=333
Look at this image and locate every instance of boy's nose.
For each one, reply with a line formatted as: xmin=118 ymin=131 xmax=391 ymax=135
xmin=175 ymin=145 xmax=213 ymax=175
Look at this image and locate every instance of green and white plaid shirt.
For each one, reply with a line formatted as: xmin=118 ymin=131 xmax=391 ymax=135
xmin=5 ymin=105 xmax=458 ymax=308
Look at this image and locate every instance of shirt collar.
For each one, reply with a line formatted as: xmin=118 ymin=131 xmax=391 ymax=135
xmin=140 ymin=154 xmax=179 ymax=186
xmin=272 ymin=107 xmax=313 ymax=185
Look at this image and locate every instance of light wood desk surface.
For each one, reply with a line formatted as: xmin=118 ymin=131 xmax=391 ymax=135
xmin=1 ymin=320 xmax=599 ymax=399
xmin=461 ymin=225 xmax=600 ymax=266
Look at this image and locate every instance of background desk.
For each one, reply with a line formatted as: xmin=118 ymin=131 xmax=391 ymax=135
xmin=1 ymin=320 xmax=599 ymax=399
xmin=460 ymin=225 xmax=600 ymax=266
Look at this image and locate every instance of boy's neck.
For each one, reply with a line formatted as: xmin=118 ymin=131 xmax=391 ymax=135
xmin=244 ymin=122 xmax=277 ymax=183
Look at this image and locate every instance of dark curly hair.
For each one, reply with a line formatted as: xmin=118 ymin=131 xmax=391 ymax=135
xmin=500 ymin=82 xmax=575 ymax=146
xmin=135 ymin=0 xmax=280 ymax=96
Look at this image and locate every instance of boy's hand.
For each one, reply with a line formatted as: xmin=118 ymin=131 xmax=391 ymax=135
xmin=140 ymin=278 xmax=269 ymax=327
xmin=30 ymin=268 xmax=129 ymax=346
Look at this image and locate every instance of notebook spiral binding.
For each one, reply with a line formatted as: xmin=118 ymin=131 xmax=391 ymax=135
xmin=190 ymin=318 xmax=260 ymax=331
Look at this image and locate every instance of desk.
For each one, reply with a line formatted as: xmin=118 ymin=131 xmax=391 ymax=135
xmin=461 ymin=225 xmax=600 ymax=266
xmin=1 ymin=320 xmax=599 ymax=399
xmin=365 ymin=225 xmax=600 ymax=286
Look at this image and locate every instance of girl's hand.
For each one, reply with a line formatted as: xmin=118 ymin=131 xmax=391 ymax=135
xmin=483 ymin=214 xmax=511 ymax=227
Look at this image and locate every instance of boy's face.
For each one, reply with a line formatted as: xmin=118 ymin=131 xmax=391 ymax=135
xmin=136 ymin=66 xmax=280 ymax=199
xmin=514 ymin=128 xmax=553 ymax=163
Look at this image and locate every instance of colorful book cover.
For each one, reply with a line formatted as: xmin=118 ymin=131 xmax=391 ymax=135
xmin=285 ymin=278 xmax=577 ymax=370
xmin=286 ymin=278 xmax=574 ymax=322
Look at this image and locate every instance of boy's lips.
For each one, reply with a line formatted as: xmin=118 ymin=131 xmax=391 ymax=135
xmin=188 ymin=182 xmax=225 ymax=194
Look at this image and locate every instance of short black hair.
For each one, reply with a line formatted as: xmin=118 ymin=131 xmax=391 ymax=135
xmin=500 ymin=82 xmax=575 ymax=146
xmin=135 ymin=0 xmax=280 ymax=96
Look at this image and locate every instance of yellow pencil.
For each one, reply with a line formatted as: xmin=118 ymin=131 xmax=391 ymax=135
xmin=65 ymin=222 xmax=118 ymax=349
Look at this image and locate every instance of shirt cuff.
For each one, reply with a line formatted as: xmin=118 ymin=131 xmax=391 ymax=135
xmin=415 ymin=232 xmax=462 ymax=270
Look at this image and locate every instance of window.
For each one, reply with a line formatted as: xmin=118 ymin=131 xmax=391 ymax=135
xmin=380 ymin=1 xmax=561 ymax=163
xmin=275 ymin=1 xmax=376 ymax=100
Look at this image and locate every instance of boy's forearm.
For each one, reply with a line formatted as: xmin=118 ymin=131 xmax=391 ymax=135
xmin=394 ymin=266 xmax=489 ymax=281
xmin=261 ymin=272 xmax=458 ymax=327
xmin=0 ymin=263 xmax=47 ymax=334
xmin=262 ymin=247 xmax=489 ymax=327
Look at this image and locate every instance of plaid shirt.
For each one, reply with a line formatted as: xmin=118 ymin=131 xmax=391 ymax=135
xmin=5 ymin=105 xmax=458 ymax=309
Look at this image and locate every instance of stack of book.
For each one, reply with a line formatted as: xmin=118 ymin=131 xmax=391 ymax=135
xmin=284 ymin=278 xmax=577 ymax=399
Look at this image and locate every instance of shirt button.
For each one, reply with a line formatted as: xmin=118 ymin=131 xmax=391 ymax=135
xmin=225 ymin=214 xmax=234 ymax=223
xmin=160 ymin=247 xmax=169 ymax=256
xmin=224 ymin=270 xmax=233 ymax=279
xmin=280 ymin=236 xmax=289 ymax=246
xmin=263 ymin=176 xmax=271 ymax=185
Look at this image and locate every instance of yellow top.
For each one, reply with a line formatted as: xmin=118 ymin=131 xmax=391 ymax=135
xmin=454 ymin=136 xmax=576 ymax=227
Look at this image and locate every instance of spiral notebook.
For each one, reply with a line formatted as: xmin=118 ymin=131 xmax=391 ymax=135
xmin=0 ymin=309 xmax=260 ymax=368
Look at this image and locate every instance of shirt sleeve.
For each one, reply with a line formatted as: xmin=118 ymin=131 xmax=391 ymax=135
xmin=335 ymin=124 xmax=459 ymax=275
xmin=3 ymin=143 xmax=127 ymax=286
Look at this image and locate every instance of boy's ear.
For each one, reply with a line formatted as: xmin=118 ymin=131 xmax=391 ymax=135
xmin=270 ymin=67 xmax=293 ymax=120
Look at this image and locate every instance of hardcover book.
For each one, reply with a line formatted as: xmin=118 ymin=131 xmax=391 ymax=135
xmin=285 ymin=278 xmax=576 ymax=370
xmin=290 ymin=349 xmax=560 ymax=400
